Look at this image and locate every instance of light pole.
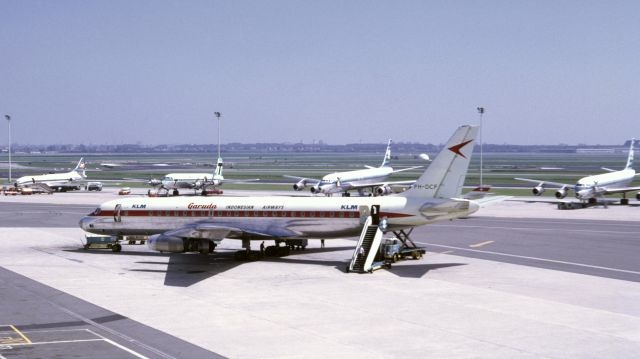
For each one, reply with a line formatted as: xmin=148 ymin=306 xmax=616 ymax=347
xmin=5 ymin=115 xmax=11 ymax=184
xmin=476 ymin=107 xmax=485 ymax=190
xmin=214 ymin=112 xmax=221 ymax=160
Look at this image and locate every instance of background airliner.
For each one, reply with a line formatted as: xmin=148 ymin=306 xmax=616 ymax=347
xmin=515 ymin=139 xmax=640 ymax=204
xmin=79 ymin=125 xmax=502 ymax=259
xmin=15 ymin=158 xmax=86 ymax=192
xmin=150 ymin=157 xmax=258 ymax=196
xmin=284 ymin=139 xmax=426 ymax=196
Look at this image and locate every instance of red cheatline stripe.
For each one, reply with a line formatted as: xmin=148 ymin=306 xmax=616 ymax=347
xmin=92 ymin=210 xmax=412 ymax=219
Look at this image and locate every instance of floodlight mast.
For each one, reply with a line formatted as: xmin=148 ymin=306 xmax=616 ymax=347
xmin=476 ymin=107 xmax=485 ymax=189
xmin=214 ymin=112 xmax=221 ymax=159
xmin=5 ymin=115 xmax=11 ymax=184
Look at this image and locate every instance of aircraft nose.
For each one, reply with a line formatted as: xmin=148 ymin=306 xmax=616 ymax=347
xmin=79 ymin=217 xmax=95 ymax=231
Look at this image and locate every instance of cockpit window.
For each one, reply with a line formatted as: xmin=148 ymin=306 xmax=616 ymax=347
xmin=90 ymin=207 xmax=101 ymax=216
xmin=163 ymin=176 xmax=172 ymax=181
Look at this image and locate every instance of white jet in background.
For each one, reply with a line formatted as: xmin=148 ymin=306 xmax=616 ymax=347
xmin=515 ymin=139 xmax=640 ymax=204
xmin=150 ymin=157 xmax=258 ymax=196
xmin=285 ymin=139 xmax=427 ymax=196
xmin=15 ymin=158 xmax=87 ymax=192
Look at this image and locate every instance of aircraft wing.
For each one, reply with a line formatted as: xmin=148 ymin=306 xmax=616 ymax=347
xmin=601 ymin=167 xmax=618 ymax=173
xmin=283 ymin=175 xmax=321 ymax=184
xmin=514 ymin=178 xmax=572 ymax=188
xmin=220 ymin=178 xmax=260 ymax=184
xmin=391 ymin=166 xmax=423 ymax=173
xmin=602 ymin=186 xmax=640 ymax=195
xmin=163 ymin=222 xmax=298 ymax=241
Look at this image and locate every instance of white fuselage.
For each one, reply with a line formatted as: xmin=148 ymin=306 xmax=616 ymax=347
xmin=574 ymin=169 xmax=636 ymax=199
xmin=161 ymin=173 xmax=223 ymax=189
xmin=317 ymin=166 xmax=394 ymax=194
xmin=79 ymin=195 xmax=478 ymax=240
xmin=16 ymin=170 xmax=84 ymax=188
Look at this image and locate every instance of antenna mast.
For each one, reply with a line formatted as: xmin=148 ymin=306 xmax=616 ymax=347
xmin=476 ymin=107 xmax=485 ymax=189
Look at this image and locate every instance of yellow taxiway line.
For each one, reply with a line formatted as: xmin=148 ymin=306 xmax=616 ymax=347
xmin=9 ymin=325 xmax=31 ymax=344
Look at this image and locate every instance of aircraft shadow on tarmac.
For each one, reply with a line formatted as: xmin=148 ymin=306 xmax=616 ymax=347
xmin=65 ymin=246 xmax=468 ymax=286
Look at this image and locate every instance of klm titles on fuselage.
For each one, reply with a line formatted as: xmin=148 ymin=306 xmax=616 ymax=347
xmin=132 ymin=204 xmax=147 ymax=209
xmin=340 ymin=204 xmax=358 ymax=210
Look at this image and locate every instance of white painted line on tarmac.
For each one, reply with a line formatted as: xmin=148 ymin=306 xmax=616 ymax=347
xmin=468 ymin=217 xmax=640 ymax=228
xmin=431 ymin=224 xmax=635 ymax=235
xmin=420 ymin=242 xmax=640 ymax=275
xmin=102 ymin=337 xmax=150 ymax=359
xmin=469 ymin=240 xmax=494 ymax=248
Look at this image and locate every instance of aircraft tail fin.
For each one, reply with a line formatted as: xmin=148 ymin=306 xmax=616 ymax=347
xmin=380 ymin=139 xmax=392 ymax=167
xmin=74 ymin=158 xmax=87 ymax=178
xmin=214 ymin=157 xmax=224 ymax=177
xmin=625 ymin=138 xmax=635 ymax=170
xmin=400 ymin=125 xmax=478 ymax=199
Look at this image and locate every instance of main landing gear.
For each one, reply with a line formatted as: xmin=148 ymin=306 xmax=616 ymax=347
xmin=233 ymin=240 xmax=306 ymax=261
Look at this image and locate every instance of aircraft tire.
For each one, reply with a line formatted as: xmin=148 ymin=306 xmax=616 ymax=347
xmin=112 ymin=244 xmax=122 ymax=252
xmin=621 ymin=198 xmax=629 ymax=205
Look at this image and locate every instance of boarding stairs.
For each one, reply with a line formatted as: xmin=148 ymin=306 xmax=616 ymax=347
xmin=348 ymin=216 xmax=384 ymax=273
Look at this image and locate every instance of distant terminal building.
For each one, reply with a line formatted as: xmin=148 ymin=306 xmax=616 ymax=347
xmin=576 ymin=148 xmax=616 ymax=154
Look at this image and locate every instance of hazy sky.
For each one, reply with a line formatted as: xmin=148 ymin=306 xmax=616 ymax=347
xmin=1 ymin=1 xmax=639 ymax=145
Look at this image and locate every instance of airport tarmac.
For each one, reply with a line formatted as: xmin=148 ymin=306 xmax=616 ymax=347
xmin=1 ymin=191 xmax=639 ymax=358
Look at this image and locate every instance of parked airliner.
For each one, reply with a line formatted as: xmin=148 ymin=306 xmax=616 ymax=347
xmin=150 ymin=157 xmax=258 ymax=196
xmin=79 ymin=125 xmax=500 ymax=259
xmin=15 ymin=158 xmax=86 ymax=192
xmin=284 ymin=140 xmax=425 ymax=196
xmin=515 ymin=139 xmax=640 ymax=204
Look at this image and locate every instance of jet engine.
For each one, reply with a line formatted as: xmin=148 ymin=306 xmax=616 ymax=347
xmin=147 ymin=178 xmax=161 ymax=187
xmin=148 ymin=234 xmax=186 ymax=252
xmin=532 ymin=186 xmax=545 ymax=196
xmin=148 ymin=235 xmax=214 ymax=254
xmin=293 ymin=180 xmax=306 ymax=191
xmin=555 ymin=187 xmax=567 ymax=199
xmin=637 ymin=192 xmax=640 ymax=201
xmin=310 ymin=184 xmax=321 ymax=194
xmin=375 ymin=185 xmax=392 ymax=196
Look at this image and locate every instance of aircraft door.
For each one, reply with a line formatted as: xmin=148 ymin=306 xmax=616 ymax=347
xmin=114 ymin=204 xmax=122 ymax=223
xmin=370 ymin=205 xmax=380 ymax=225
xmin=358 ymin=205 xmax=369 ymax=225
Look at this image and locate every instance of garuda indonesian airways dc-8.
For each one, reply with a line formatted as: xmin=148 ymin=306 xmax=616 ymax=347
xmin=80 ymin=125 xmax=493 ymax=258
